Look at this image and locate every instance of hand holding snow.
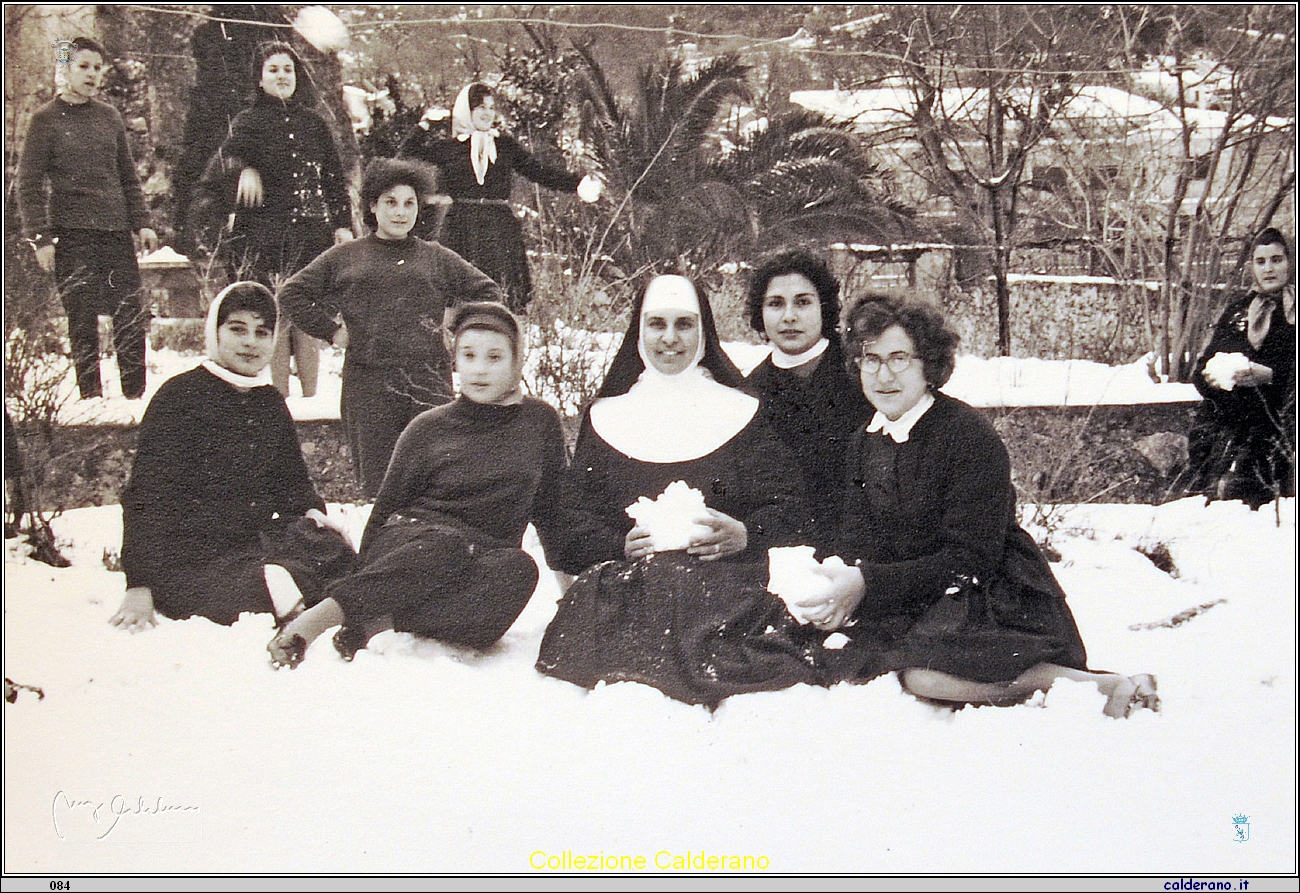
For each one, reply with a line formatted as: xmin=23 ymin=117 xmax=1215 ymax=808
xmin=1202 ymin=352 xmax=1252 ymax=391
xmin=767 ymin=546 xmax=850 ymax=624
xmin=625 ymin=481 xmax=710 ymax=552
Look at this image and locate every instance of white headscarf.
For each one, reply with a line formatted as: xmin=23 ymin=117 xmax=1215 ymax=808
xmin=590 ymin=275 xmax=758 ymax=463
xmin=201 ymin=282 xmax=276 ymax=390
xmin=452 ymin=83 xmax=498 ymax=186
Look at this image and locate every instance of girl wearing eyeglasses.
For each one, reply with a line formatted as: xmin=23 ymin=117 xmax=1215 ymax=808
xmin=809 ymin=295 xmax=1159 ymax=718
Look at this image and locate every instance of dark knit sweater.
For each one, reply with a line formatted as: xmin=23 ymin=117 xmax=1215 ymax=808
xmin=746 ymin=341 xmax=871 ymax=550
xmin=402 ymin=132 xmax=581 ymax=200
xmin=278 ymin=235 xmax=502 ymax=370
xmin=836 ymin=393 xmax=1056 ymax=620
xmin=361 ymin=395 xmax=569 ymax=557
xmin=217 ymin=93 xmax=351 ymax=231
xmin=121 ymin=366 xmax=324 ymax=591
xmin=18 ymin=97 xmax=150 ymax=239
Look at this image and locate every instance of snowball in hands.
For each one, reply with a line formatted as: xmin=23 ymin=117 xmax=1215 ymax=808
xmin=767 ymin=545 xmax=850 ymax=625
xmin=625 ymin=481 xmax=710 ymax=552
xmin=1203 ymin=351 xmax=1252 ymax=390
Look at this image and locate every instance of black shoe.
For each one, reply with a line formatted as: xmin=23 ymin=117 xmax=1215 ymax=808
xmin=333 ymin=625 xmax=369 ymax=662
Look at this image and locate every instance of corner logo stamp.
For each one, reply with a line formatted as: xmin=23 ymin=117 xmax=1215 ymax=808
xmin=51 ymin=38 xmax=73 ymax=65
xmin=1232 ymin=814 xmax=1250 ymax=842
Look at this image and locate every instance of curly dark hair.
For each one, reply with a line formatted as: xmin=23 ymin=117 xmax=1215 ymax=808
xmin=746 ymin=248 xmax=841 ymax=338
xmin=842 ymin=294 xmax=960 ymax=389
xmin=252 ymin=42 xmax=317 ymax=105
xmin=360 ymin=158 xmax=438 ymax=229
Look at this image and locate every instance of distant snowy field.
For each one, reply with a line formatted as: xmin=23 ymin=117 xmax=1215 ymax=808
xmin=39 ymin=331 xmax=1199 ymax=428
xmin=4 ymin=497 xmax=1294 ymax=873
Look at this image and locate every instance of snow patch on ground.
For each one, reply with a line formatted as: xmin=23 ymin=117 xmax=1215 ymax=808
xmin=4 ymin=498 xmax=1294 ymax=873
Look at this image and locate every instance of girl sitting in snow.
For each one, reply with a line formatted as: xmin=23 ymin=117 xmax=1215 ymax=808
xmin=267 ymin=302 xmax=569 ymax=668
xmin=111 ymin=282 xmax=355 ymax=630
xmin=804 ymin=294 xmax=1160 ymax=717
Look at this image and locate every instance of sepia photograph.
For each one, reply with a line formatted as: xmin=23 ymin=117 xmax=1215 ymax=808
xmin=3 ymin=3 xmax=1296 ymax=883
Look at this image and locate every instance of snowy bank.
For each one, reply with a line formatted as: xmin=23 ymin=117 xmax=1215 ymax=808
xmin=4 ymin=498 xmax=1294 ymax=873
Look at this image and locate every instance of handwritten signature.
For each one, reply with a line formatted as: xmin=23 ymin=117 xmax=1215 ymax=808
xmin=52 ymin=791 xmax=199 ymax=840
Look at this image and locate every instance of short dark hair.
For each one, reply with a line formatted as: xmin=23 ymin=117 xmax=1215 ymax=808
xmin=451 ymin=301 xmax=521 ymax=358
xmin=467 ymin=83 xmax=493 ymax=111
xmin=1254 ymin=226 xmax=1292 ymax=259
xmin=842 ymin=294 xmax=959 ymax=389
xmin=253 ymin=42 xmax=314 ymax=104
xmin=69 ymin=36 xmax=107 ymax=60
xmin=216 ymin=281 xmax=277 ymax=330
xmin=360 ymin=158 xmax=437 ymax=228
xmin=746 ymin=249 xmax=841 ymax=338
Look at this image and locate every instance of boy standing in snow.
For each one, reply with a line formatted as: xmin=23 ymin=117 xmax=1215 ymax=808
xmin=111 ymin=282 xmax=354 ymax=630
xmin=17 ymin=36 xmax=158 ymax=400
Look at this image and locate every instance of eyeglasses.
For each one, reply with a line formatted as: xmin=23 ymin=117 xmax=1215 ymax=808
xmin=857 ymin=351 xmax=916 ymax=375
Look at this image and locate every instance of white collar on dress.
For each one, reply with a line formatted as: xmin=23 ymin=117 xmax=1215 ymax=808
xmin=865 ymin=391 xmax=935 ymax=443
xmin=589 ymin=368 xmax=758 ymax=463
xmin=770 ymin=337 xmax=829 ymax=370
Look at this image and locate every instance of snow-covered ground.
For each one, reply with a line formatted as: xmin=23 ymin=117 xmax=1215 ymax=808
xmin=4 ymin=497 xmax=1295 ymax=874
xmin=31 ymin=330 xmax=1199 ymax=428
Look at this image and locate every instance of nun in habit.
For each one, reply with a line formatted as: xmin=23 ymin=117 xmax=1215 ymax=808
xmin=537 ymin=275 xmax=823 ymax=708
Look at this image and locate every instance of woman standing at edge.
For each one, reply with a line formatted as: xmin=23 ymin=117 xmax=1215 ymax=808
xmin=210 ymin=42 xmax=354 ymax=398
xmin=402 ymin=82 xmax=601 ymax=312
xmin=809 ymin=295 xmax=1159 ymax=717
xmin=744 ymin=249 xmax=870 ymax=552
xmin=1186 ymin=227 xmax=1296 ymax=508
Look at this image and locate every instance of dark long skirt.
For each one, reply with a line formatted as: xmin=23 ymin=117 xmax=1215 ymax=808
xmin=329 ymin=517 xmax=539 ymax=650
xmin=827 ymin=532 xmax=1090 ymax=685
xmin=152 ymin=517 xmax=355 ymax=625
xmin=537 ymin=553 xmax=823 ymax=708
xmin=438 ymin=202 xmax=533 ymax=312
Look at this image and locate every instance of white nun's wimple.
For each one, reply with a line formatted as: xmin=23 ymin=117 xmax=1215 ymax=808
xmin=590 ymin=276 xmax=757 ymax=463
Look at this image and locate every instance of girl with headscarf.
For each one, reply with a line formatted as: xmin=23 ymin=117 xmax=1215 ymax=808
xmin=402 ymin=82 xmax=602 ymax=312
xmin=537 ymin=275 xmax=822 ymax=708
xmin=202 ymin=42 xmax=355 ymax=398
xmin=111 ymin=282 xmax=354 ymax=631
xmin=1186 ymin=227 xmax=1296 ymax=508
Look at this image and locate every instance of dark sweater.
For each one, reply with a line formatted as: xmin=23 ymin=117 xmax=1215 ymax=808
xmin=361 ymin=395 xmax=569 ymax=557
xmin=402 ymin=131 xmax=581 ymax=200
xmin=746 ymin=341 xmax=871 ymax=550
xmin=217 ymin=93 xmax=351 ymax=231
xmin=120 ymin=366 xmax=324 ymax=591
xmin=278 ymin=235 xmax=502 ymax=370
xmin=18 ymin=97 xmax=150 ymax=239
xmin=836 ymin=393 xmax=1058 ymax=620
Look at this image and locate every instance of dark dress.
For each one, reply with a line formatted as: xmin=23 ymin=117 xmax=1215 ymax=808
xmin=746 ymin=341 xmax=871 ymax=552
xmin=537 ymin=411 xmax=822 ymax=708
xmin=1185 ymin=290 xmax=1296 ymax=508
xmin=120 ymin=366 xmax=354 ymax=624
xmin=832 ymin=394 xmax=1088 ymax=684
xmin=402 ymin=131 xmax=581 ymax=311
